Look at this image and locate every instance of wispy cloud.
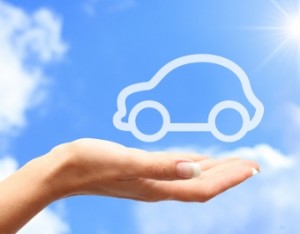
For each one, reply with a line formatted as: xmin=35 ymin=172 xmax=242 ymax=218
xmin=279 ymin=102 xmax=300 ymax=153
xmin=219 ymin=144 xmax=295 ymax=170
xmin=0 ymin=0 xmax=67 ymax=138
xmin=81 ymin=0 xmax=99 ymax=16
xmin=0 ymin=1 xmax=70 ymax=233
xmin=134 ymin=144 xmax=300 ymax=234
xmin=106 ymin=0 xmax=136 ymax=14
xmin=0 ymin=156 xmax=18 ymax=180
xmin=19 ymin=207 xmax=70 ymax=234
xmin=286 ymin=102 xmax=300 ymax=128
xmin=82 ymin=0 xmax=136 ymax=16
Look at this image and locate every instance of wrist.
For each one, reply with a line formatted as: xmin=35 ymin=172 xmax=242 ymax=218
xmin=43 ymin=142 xmax=80 ymax=199
xmin=0 ymin=152 xmax=71 ymax=233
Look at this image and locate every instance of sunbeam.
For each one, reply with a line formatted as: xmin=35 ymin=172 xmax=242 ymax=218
xmin=249 ymin=0 xmax=300 ymax=67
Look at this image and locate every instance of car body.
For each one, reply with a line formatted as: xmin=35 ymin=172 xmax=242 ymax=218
xmin=113 ymin=54 xmax=264 ymax=142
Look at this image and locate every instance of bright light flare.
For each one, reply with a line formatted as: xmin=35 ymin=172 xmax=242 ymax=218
xmin=285 ymin=16 xmax=300 ymax=40
xmin=250 ymin=1 xmax=300 ymax=66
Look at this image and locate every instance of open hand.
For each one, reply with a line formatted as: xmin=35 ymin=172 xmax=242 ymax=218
xmin=51 ymin=138 xmax=259 ymax=202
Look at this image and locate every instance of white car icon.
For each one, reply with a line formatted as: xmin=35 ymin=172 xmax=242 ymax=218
xmin=113 ymin=54 xmax=264 ymax=142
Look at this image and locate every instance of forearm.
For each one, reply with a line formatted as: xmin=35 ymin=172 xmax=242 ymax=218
xmin=0 ymin=149 xmax=69 ymax=233
xmin=0 ymin=138 xmax=260 ymax=233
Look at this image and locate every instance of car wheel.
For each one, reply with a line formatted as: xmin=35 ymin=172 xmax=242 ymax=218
xmin=128 ymin=100 xmax=170 ymax=142
xmin=208 ymin=100 xmax=250 ymax=142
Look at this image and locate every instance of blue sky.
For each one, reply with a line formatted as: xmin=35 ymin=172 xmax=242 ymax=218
xmin=0 ymin=0 xmax=300 ymax=233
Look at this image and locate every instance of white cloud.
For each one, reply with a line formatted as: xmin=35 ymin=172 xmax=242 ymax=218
xmin=287 ymin=102 xmax=300 ymax=128
xmin=0 ymin=1 xmax=70 ymax=233
xmin=0 ymin=0 xmax=67 ymax=136
xmin=106 ymin=0 xmax=136 ymax=13
xmin=277 ymin=102 xmax=300 ymax=153
xmin=134 ymin=144 xmax=300 ymax=234
xmin=82 ymin=0 xmax=99 ymax=16
xmin=82 ymin=0 xmax=136 ymax=16
xmin=285 ymin=102 xmax=300 ymax=139
xmin=18 ymin=208 xmax=70 ymax=234
xmin=0 ymin=156 xmax=70 ymax=234
xmin=0 ymin=156 xmax=18 ymax=180
xmin=219 ymin=144 xmax=295 ymax=170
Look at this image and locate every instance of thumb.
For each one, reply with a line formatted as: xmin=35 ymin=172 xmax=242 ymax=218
xmin=133 ymin=152 xmax=201 ymax=180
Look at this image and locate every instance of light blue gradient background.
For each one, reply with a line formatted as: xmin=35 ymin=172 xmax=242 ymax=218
xmin=6 ymin=0 xmax=300 ymax=233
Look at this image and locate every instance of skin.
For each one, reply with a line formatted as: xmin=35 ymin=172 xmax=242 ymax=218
xmin=0 ymin=138 xmax=259 ymax=233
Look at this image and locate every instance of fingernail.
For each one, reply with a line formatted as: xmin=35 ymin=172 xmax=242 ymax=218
xmin=252 ymin=168 xmax=259 ymax=176
xmin=176 ymin=162 xmax=201 ymax=179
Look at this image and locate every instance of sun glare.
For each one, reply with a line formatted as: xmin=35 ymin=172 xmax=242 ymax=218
xmin=250 ymin=0 xmax=300 ymax=66
xmin=285 ymin=16 xmax=300 ymax=40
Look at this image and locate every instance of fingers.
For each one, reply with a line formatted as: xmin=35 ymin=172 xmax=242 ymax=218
xmin=136 ymin=155 xmax=201 ymax=180
xmin=200 ymin=158 xmax=258 ymax=180
xmin=150 ymin=151 xmax=208 ymax=162
xmin=131 ymin=158 xmax=259 ymax=202
xmin=195 ymin=157 xmax=240 ymax=171
xmin=126 ymin=147 xmax=258 ymax=184
xmin=201 ymin=161 xmax=258 ymax=198
xmin=127 ymin=148 xmax=207 ymax=181
xmin=122 ymin=146 xmax=259 ymax=202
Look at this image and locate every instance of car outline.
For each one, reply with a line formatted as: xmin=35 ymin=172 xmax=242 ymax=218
xmin=113 ymin=54 xmax=264 ymax=142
